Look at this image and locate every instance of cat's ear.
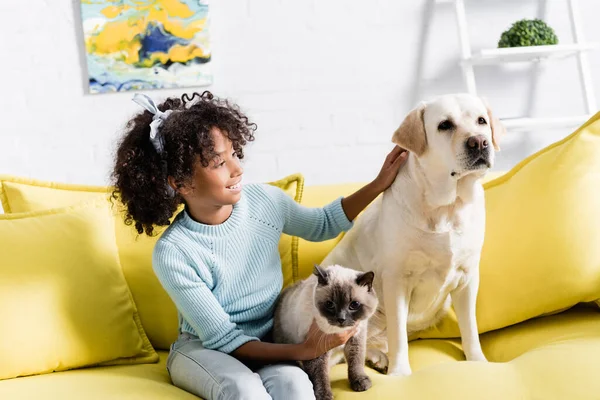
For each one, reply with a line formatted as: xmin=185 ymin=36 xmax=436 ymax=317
xmin=356 ymin=271 xmax=375 ymax=291
xmin=313 ymin=264 xmax=329 ymax=286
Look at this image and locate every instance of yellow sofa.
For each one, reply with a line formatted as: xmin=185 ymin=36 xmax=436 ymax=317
xmin=2 ymin=178 xmax=600 ymax=400
xmin=2 ymin=112 xmax=600 ymax=399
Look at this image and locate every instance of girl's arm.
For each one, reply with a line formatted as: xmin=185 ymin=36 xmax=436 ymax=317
xmin=268 ymin=146 xmax=408 ymax=242
xmin=232 ymin=321 xmax=356 ymax=362
xmin=341 ymin=146 xmax=408 ymax=221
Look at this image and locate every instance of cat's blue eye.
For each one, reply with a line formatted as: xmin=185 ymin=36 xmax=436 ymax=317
xmin=349 ymin=301 xmax=361 ymax=310
xmin=325 ymin=301 xmax=335 ymax=310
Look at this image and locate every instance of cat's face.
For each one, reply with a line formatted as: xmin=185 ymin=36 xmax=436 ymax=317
xmin=312 ymin=264 xmax=378 ymax=330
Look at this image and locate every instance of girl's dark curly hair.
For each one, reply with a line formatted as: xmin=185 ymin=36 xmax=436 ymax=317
xmin=111 ymin=91 xmax=256 ymax=236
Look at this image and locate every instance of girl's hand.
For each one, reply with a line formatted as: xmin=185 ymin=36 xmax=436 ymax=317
xmin=372 ymin=146 xmax=408 ymax=193
xmin=340 ymin=145 xmax=409 ymax=221
xmin=297 ymin=320 xmax=357 ymax=361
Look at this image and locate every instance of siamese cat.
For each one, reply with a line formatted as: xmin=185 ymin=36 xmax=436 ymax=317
xmin=273 ymin=264 xmax=379 ymax=400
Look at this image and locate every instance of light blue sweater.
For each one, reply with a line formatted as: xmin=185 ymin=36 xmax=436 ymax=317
xmin=152 ymin=183 xmax=353 ymax=353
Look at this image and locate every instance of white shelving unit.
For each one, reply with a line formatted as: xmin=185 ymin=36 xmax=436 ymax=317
xmin=501 ymin=115 xmax=591 ymax=130
xmin=447 ymin=0 xmax=597 ymax=132
xmin=465 ymin=43 xmax=596 ymax=66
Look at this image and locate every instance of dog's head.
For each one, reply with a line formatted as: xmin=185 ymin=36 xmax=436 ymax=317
xmin=392 ymin=94 xmax=504 ymax=178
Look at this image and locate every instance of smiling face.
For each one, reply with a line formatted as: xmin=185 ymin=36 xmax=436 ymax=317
xmin=393 ymin=94 xmax=504 ymax=179
xmin=178 ymin=127 xmax=244 ymax=208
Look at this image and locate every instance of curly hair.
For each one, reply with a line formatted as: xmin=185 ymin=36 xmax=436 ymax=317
xmin=111 ymin=91 xmax=256 ymax=236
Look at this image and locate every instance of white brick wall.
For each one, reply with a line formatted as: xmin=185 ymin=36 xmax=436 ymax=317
xmin=1 ymin=0 xmax=599 ymax=187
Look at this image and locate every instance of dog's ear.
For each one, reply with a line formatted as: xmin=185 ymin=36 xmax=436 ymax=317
xmin=482 ymin=98 xmax=505 ymax=151
xmin=392 ymin=103 xmax=427 ymax=157
xmin=356 ymin=271 xmax=375 ymax=291
xmin=313 ymin=264 xmax=329 ymax=286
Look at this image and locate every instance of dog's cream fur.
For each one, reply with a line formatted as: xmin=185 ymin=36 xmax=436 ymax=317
xmin=322 ymin=93 xmax=504 ymax=376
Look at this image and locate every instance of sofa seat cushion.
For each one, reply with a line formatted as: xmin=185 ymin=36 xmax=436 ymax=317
xmin=2 ymin=306 xmax=598 ymax=399
xmin=331 ymin=306 xmax=600 ymax=399
xmin=0 ymin=351 xmax=197 ymax=400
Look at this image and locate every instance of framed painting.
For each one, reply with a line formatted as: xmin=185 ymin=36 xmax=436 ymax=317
xmin=80 ymin=0 xmax=212 ymax=94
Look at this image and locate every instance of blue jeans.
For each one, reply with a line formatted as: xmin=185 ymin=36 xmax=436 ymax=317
xmin=166 ymin=332 xmax=315 ymax=400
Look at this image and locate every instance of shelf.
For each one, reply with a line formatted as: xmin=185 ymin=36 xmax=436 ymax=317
xmin=500 ymin=115 xmax=592 ymax=131
xmin=462 ymin=44 xmax=596 ymax=66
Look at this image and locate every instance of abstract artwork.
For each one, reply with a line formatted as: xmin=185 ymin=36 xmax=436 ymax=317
xmin=80 ymin=0 xmax=211 ymax=94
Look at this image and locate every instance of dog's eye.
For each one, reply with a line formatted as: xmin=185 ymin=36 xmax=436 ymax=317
xmin=438 ymin=120 xmax=454 ymax=131
xmin=349 ymin=301 xmax=361 ymax=310
xmin=478 ymin=117 xmax=487 ymax=125
xmin=325 ymin=301 xmax=335 ymax=310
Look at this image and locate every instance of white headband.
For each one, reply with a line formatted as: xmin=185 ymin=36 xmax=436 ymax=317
xmin=132 ymin=93 xmax=175 ymax=197
xmin=132 ymin=93 xmax=173 ymax=154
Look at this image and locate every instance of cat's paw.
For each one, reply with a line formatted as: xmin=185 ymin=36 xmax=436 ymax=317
xmin=315 ymin=390 xmax=333 ymax=400
xmin=350 ymin=375 xmax=372 ymax=392
xmin=366 ymin=348 xmax=389 ymax=374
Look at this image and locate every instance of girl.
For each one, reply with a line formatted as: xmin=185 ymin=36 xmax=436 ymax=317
xmin=112 ymin=91 xmax=407 ymax=400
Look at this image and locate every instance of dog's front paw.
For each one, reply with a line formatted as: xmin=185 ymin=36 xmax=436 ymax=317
xmin=466 ymin=351 xmax=487 ymax=362
xmin=387 ymin=362 xmax=412 ymax=377
xmin=350 ymin=375 xmax=372 ymax=392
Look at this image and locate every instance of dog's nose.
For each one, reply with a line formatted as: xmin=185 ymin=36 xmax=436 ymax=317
xmin=466 ymin=135 xmax=488 ymax=151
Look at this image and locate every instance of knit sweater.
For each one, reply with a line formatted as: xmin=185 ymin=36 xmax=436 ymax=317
xmin=152 ymin=183 xmax=353 ymax=353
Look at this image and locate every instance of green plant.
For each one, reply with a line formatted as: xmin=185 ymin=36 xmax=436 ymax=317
xmin=498 ymin=19 xmax=559 ymax=48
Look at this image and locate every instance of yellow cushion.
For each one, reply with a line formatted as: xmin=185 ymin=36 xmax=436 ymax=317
xmin=269 ymin=174 xmax=305 ymax=288
xmin=417 ymin=112 xmax=600 ymax=339
xmin=0 ymin=180 xmax=106 ymax=213
xmin=2 ymin=307 xmax=599 ymax=399
xmin=297 ymin=183 xmax=364 ymax=280
xmin=0 ymin=200 xmax=157 ymax=381
xmin=0 ymin=174 xmax=304 ymax=350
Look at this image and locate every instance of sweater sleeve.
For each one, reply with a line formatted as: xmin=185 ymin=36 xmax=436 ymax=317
xmin=261 ymin=184 xmax=353 ymax=242
xmin=152 ymin=240 xmax=259 ymax=353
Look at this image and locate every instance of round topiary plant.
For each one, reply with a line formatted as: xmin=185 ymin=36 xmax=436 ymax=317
xmin=498 ymin=19 xmax=559 ymax=48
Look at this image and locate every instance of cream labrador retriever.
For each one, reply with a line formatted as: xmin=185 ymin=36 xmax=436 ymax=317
xmin=322 ymin=93 xmax=504 ymax=376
